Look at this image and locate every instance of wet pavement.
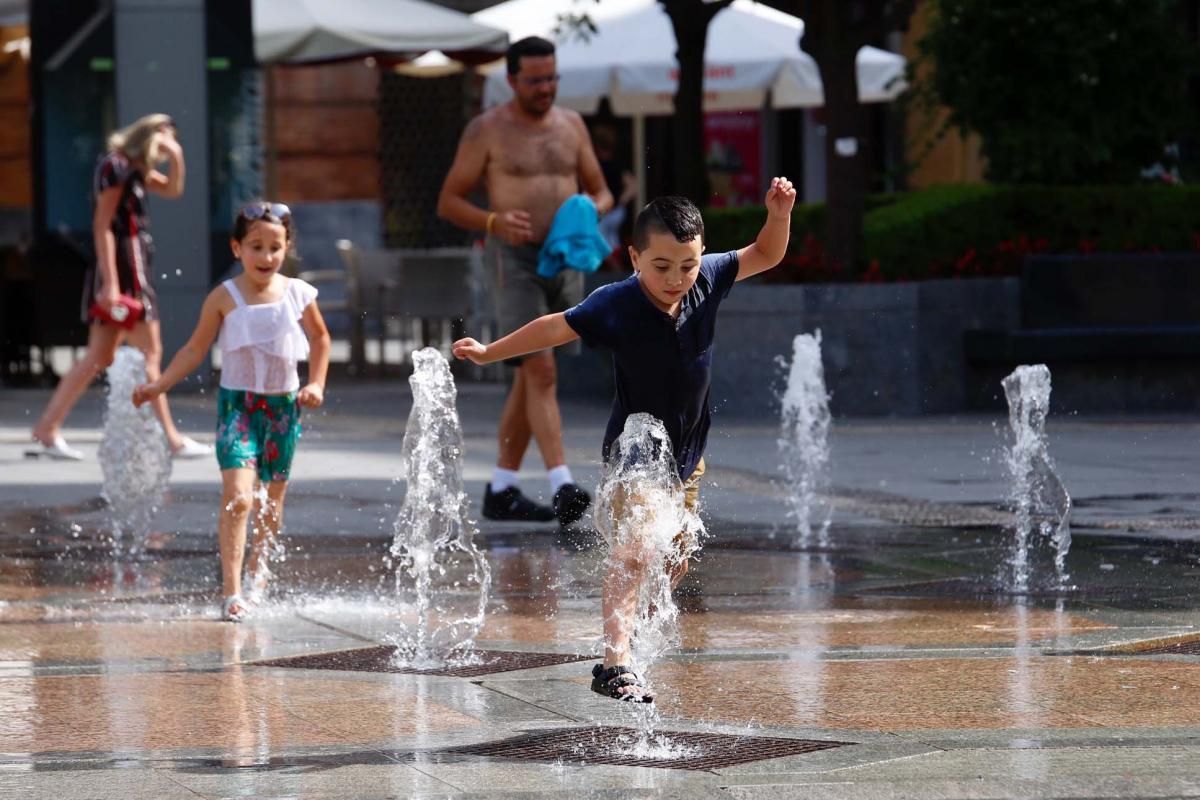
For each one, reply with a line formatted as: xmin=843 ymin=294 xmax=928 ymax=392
xmin=2 ymin=382 xmax=1200 ymax=798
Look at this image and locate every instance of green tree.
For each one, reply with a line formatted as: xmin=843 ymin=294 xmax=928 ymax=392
xmin=567 ymin=0 xmax=915 ymax=267
xmin=560 ymin=0 xmax=733 ymax=207
xmin=659 ymin=0 xmax=735 ymax=207
xmin=918 ymin=0 xmax=1195 ymax=184
xmin=772 ymin=0 xmax=915 ymax=271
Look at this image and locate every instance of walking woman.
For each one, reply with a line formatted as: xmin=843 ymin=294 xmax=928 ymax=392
xmin=29 ymin=113 xmax=210 ymax=460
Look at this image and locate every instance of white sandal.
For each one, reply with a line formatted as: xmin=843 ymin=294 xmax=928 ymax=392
xmin=26 ymin=435 xmax=85 ymax=461
xmin=172 ymin=436 xmax=213 ymax=460
xmin=221 ymin=595 xmax=248 ymax=622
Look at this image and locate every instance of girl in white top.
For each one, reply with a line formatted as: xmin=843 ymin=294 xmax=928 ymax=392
xmin=134 ymin=202 xmax=330 ymax=621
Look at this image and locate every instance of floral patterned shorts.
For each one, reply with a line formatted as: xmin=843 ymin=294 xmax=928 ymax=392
xmin=216 ymin=388 xmax=302 ymax=482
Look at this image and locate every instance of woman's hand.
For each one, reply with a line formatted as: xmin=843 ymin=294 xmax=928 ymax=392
xmin=298 ymin=382 xmax=325 ymax=408
xmin=158 ymin=127 xmax=182 ymax=156
xmin=97 ymin=280 xmax=121 ymax=314
xmin=132 ymin=381 xmax=161 ymax=408
xmin=452 ymin=338 xmax=489 ymax=365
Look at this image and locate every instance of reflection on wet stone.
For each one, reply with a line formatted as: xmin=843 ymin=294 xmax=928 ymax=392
xmin=6 ymin=373 xmax=1200 ymax=793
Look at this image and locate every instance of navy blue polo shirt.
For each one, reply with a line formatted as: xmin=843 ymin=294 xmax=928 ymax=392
xmin=564 ymin=250 xmax=739 ymax=481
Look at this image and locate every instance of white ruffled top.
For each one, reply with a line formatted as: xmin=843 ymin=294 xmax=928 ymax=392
xmin=218 ymin=277 xmax=317 ymax=394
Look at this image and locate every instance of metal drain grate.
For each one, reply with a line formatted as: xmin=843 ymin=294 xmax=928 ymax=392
xmin=1101 ymin=634 xmax=1200 ymax=657
xmin=255 ymin=646 xmax=594 ymax=678
xmin=448 ymin=726 xmax=851 ymax=771
xmin=855 ymin=578 xmax=1135 ymax=600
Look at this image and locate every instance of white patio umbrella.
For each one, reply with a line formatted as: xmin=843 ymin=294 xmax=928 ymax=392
xmin=472 ymin=0 xmax=651 ymax=42
xmin=253 ymin=0 xmax=508 ymax=64
xmin=474 ymin=0 xmax=904 ymax=206
xmin=476 ymin=0 xmax=906 ymax=113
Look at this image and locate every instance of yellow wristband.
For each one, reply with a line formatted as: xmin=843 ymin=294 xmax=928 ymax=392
xmin=486 ymin=212 xmax=496 ymax=235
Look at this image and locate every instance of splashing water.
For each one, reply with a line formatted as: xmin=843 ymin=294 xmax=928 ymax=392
xmin=98 ymin=348 xmax=171 ymax=557
xmin=566 ymin=727 xmax=700 ymax=762
xmin=1002 ymin=365 xmax=1071 ymax=590
xmin=778 ymin=332 xmax=832 ymax=546
xmin=594 ymin=413 xmax=703 ymax=729
xmin=388 ymin=348 xmax=490 ymax=667
xmin=244 ymin=485 xmax=286 ymax=605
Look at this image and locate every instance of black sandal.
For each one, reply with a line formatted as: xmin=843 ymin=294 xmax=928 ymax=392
xmin=590 ymin=664 xmax=654 ymax=703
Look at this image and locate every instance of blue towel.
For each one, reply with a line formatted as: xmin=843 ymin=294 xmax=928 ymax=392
xmin=537 ymin=194 xmax=612 ymax=279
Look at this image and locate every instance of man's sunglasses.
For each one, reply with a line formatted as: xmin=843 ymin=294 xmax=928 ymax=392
xmin=518 ymin=74 xmax=560 ymax=87
xmin=239 ymin=202 xmax=291 ymax=222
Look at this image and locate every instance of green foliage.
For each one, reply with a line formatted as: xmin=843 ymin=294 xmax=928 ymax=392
xmin=704 ymin=202 xmax=825 ymax=253
xmin=704 ymin=185 xmax=1200 ymax=282
xmin=917 ymin=0 xmax=1196 ymax=184
xmin=863 ymin=185 xmax=1200 ymax=280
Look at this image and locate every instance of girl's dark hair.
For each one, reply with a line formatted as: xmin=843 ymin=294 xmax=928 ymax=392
xmin=232 ymin=201 xmax=294 ymax=242
xmin=632 ymin=196 xmax=705 ymax=251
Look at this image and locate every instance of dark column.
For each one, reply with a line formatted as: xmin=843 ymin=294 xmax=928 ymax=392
xmin=114 ymin=0 xmax=210 ymax=366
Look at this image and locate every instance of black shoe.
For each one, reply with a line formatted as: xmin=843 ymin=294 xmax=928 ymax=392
xmin=482 ymin=484 xmax=556 ymax=522
xmin=553 ymin=483 xmax=592 ymax=527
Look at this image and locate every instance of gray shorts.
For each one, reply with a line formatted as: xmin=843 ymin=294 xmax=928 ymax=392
xmin=486 ymin=237 xmax=583 ymax=363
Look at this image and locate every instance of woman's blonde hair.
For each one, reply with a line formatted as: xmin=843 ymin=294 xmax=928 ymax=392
xmin=107 ymin=113 xmax=174 ymax=167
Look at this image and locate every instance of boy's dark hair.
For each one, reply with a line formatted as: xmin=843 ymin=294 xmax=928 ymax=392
xmin=507 ymin=36 xmax=555 ymax=75
xmin=232 ymin=201 xmax=294 ymax=242
xmin=632 ymin=196 xmax=705 ymax=251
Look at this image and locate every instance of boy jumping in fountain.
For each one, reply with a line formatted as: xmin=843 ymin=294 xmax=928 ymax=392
xmin=454 ymin=177 xmax=796 ymax=701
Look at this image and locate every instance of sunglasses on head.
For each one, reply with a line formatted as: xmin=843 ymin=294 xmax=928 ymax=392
xmin=239 ymin=202 xmax=291 ymax=222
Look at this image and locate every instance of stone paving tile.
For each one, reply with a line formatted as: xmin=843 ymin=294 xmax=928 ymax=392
xmin=645 ymin=657 xmax=1200 ymax=731
xmin=0 ymin=768 xmax=202 ymax=800
xmin=306 ymin=599 xmax=1115 ymax=656
xmin=899 ymin=724 xmax=1200 ymax=751
xmin=164 ymin=762 xmax=455 ymax=799
xmin=710 ymin=738 xmax=940 ymax=776
xmin=405 ymin=792 xmax=732 ymax=800
xmin=675 ymin=606 xmax=1111 ymax=650
xmin=827 ymin=744 xmax=1200 ymax=780
xmin=404 ymin=758 xmax=724 ymax=794
xmin=0 ymin=670 xmax=484 ymax=756
xmin=9 ymin=390 xmax=1200 ymax=797
xmin=0 ymin=617 xmax=361 ymax=668
xmin=723 ymin=776 xmax=1200 ymax=800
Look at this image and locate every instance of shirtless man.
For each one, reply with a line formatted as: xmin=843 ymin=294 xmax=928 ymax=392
xmin=438 ymin=36 xmax=614 ymax=526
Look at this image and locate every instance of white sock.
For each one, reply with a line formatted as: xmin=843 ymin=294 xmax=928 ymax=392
xmin=490 ymin=467 xmax=520 ymax=493
xmin=548 ymin=464 xmax=573 ymax=494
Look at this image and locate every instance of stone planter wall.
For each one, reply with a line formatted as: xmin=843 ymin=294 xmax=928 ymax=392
xmin=710 ymin=277 xmax=1019 ymax=417
xmin=559 ymin=276 xmax=1020 ymax=417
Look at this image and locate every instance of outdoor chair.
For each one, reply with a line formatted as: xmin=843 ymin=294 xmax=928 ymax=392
xmin=330 ymin=241 xmax=480 ymax=375
xmin=393 ymin=246 xmax=475 ymax=345
xmin=328 ymin=241 xmax=402 ymax=374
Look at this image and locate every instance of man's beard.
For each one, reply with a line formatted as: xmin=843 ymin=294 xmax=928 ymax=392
xmin=518 ymin=94 xmax=554 ymax=118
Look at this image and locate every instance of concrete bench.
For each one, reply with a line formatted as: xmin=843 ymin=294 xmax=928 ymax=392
xmin=965 ymin=254 xmax=1200 ymax=362
xmin=964 ymin=254 xmax=1200 ymax=410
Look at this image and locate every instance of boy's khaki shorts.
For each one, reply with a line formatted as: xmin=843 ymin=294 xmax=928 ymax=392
xmin=682 ymin=458 xmax=704 ymax=512
xmin=607 ymin=458 xmax=705 ymax=558
xmin=678 ymin=458 xmax=705 ymax=556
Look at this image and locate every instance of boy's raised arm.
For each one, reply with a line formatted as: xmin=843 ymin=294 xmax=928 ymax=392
xmin=453 ymin=312 xmax=579 ymax=365
xmin=736 ymin=176 xmax=797 ymax=281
